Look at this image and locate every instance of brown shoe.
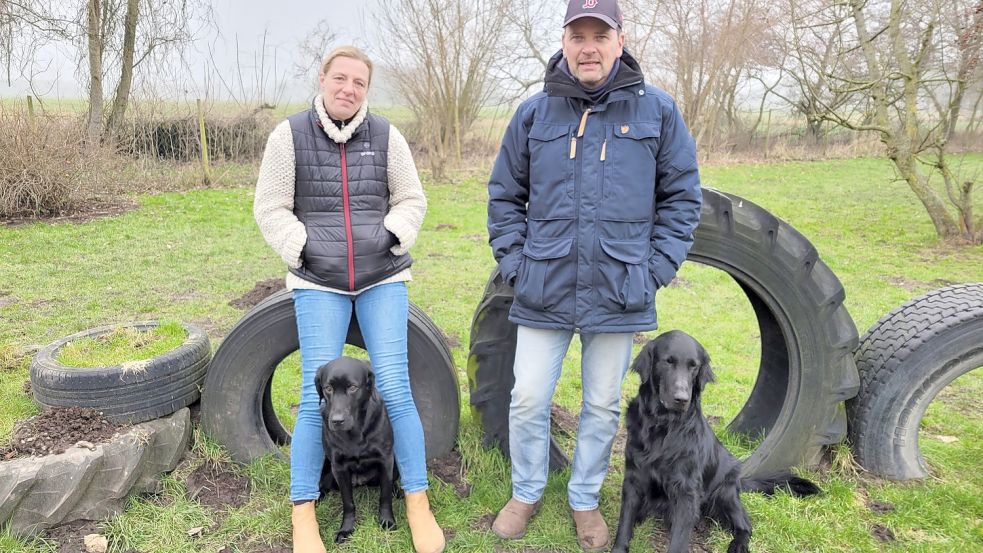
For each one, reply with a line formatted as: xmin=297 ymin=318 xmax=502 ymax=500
xmin=491 ymin=498 xmax=541 ymax=539
xmin=571 ymin=508 xmax=609 ymax=551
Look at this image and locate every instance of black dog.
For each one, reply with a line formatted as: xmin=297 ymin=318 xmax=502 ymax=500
xmin=315 ymin=356 xmax=399 ymax=543
xmin=612 ymin=331 xmax=820 ymax=553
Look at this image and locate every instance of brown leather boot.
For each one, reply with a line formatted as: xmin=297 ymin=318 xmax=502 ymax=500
xmin=572 ymin=508 xmax=609 ymax=551
xmin=291 ymin=501 xmax=326 ymax=553
xmin=405 ymin=491 xmax=445 ymax=553
xmin=491 ymin=498 xmax=541 ymax=539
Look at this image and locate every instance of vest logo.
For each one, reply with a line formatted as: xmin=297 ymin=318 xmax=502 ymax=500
xmin=360 ymin=151 xmax=376 ymax=157
xmin=583 ymin=0 xmax=598 ymax=8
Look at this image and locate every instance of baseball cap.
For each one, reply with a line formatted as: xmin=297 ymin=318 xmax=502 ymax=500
xmin=563 ymin=0 xmax=624 ymax=30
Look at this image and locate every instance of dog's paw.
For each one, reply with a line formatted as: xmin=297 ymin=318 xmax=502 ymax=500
xmin=335 ymin=528 xmax=355 ymax=543
xmin=379 ymin=514 xmax=397 ymax=531
xmin=727 ymin=541 xmax=750 ymax=553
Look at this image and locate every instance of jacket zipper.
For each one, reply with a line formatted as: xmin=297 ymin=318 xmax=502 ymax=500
xmin=340 ymin=142 xmax=355 ymax=291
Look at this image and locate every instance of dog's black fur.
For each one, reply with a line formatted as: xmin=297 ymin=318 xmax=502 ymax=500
xmin=315 ymin=356 xmax=399 ymax=543
xmin=612 ymin=331 xmax=820 ymax=553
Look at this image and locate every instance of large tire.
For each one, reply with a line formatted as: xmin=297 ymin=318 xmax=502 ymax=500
xmin=0 ymin=408 xmax=191 ymax=539
xmin=468 ymin=188 xmax=860 ymax=476
xmin=847 ymin=283 xmax=983 ymax=480
xmin=200 ymin=289 xmax=459 ymax=464
xmin=30 ymin=321 xmax=210 ymax=425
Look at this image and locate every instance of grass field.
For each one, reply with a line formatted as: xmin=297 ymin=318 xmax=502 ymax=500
xmin=1 ymin=155 xmax=981 ymax=552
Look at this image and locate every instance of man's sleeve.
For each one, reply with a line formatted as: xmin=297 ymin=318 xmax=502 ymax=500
xmin=487 ymin=106 xmax=532 ymax=285
xmin=650 ymin=98 xmax=702 ymax=287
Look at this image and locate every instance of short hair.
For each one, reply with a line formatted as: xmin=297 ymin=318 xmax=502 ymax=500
xmin=320 ymin=46 xmax=374 ymax=84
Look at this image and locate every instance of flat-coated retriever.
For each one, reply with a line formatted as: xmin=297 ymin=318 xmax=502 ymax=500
xmin=315 ymin=356 xmax=399 ymax=543
xmin=612 ymin=330 xmax=820 ymax=553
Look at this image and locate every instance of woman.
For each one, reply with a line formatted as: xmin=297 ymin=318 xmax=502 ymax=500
xmin=254 ymin=45 xmax=443 ymax=553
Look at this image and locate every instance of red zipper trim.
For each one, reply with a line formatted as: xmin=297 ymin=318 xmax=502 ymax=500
xmin=340 ymin=143 xmax=355 ymax=291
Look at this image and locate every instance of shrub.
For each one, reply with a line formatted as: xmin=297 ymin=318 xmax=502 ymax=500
xmin=0 ymin=110 xmax=117 ymax=218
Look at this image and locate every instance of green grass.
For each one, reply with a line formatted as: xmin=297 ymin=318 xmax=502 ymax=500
xmin=55 ymin=321 xmax=187 ymax=368
xmin=1 ymin=155 xmax=981 ymax=551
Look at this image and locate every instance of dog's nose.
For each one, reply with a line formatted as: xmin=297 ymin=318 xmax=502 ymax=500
xmin=330 ymin=413 xmax=346 ymax=424
xmin=673 ymin=389 xmax=689 ymax=403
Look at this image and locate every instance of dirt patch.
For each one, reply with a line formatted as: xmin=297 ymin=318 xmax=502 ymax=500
xmin=668 ymin=276 xmax=691 ymax=288
xmin=0 ymin=290 xmax=14 ymax=309
xmin=429 ymin=450 xmax=471 ymax=498
xmin=2 ymin=407 xmax=125 ymax=459
xmin=633 ymin=332 xmax=652 ymax=345
xmin=43 ymin=519 xmax=107 ymax=553
xmin=230 ymin=278 xmax=285 ymax=310
xmin=472 ymin=512 xmax=496 ymax=531
xmin=434 ymin=223 xmax=457 ymax=230
xmin=871 ymin=523 xmax=896 ymax=542
xmin=1 ymin=199 xmax=138 ymax=227
xmin=867 ymin=500 xmax=896 ymax=514
xmin=611 ymin=426 xmax=628 ymax=458
xmin=442 ymin=331 xmax=461 ymax=349
xmin=887 ymin=276 xmax=923 ymax=292
xmin=185 ymin=459 xmax=252 ymax=510
xmin=936 ymin=381 xmax=983 ymax=419
xmin=550 ymin=404 xmax=579 ymax=438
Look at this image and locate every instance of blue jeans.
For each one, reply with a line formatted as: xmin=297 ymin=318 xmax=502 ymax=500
xmin=290 ymin=283 xmax=428 ymax=502
xmin=509 ymin=325 xmax=633 ymax=510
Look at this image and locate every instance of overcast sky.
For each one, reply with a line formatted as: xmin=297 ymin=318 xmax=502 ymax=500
xmin=1 ymin=0 xmax=383 ymax=104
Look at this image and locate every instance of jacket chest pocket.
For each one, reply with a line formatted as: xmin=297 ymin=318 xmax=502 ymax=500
xmin=601 ymin=123 xmax=660 ymax=222
xmin=528 ymin=122 xmax=575 ymax=219
xmin=596 ymin=238 xmax=653 ymax=313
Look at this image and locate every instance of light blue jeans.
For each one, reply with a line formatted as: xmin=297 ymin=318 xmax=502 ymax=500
xmin=290 ymin=283 xmax=428 ymax=502
xmin=509 ymin=325 xmax=634 ymax=511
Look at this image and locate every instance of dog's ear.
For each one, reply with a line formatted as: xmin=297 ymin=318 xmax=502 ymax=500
xmin=365 ymin=365 xmax=375 ymax=391
xmin=696 ymin=346 xmax=715 ymax=393
xmin=630 ymin=340 xmax=658 ymax=384
xmin=314 ymin=367 xmax=325 ymax=402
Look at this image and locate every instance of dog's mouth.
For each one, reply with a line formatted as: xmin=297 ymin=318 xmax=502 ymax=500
xmin=660 ymin=397 xmax=691 ymax=412
xmin=328 ymin=419 xmax=354 ymax=431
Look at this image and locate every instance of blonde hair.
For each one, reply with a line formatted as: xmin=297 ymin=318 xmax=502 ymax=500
xmin=320 ymin=46 xmax=374 ymax=85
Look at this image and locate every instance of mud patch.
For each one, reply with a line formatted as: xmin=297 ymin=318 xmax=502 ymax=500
xmin=550 ymin=404 xmax=579 ymax=438
xmin=633 ymin=332 xmax=652 ymax=345
xmin=871 ymin=524 xmax=896 ymax=542
xmin=887 ymin=276 xmax=923 ymax=292
xmin=867 ymin=500 xmax=896 ymax=514
xmin=185 ymin=459 xmax=252 ymax=510
xmin=2 ymin=406 xmax=125 ymax=459
xmin=472 ymin=512 xmax=496 ymax=531
xmin=429 ymin=450 xmax=471 ymax=498
xmin=434 ymin=223 xmax=457 ymax=230
xmin=43 ymin=519 xmax=108 ymax=553
xmin=230 ymin=278 xmax=285 ymax=310
xmin=611 ymin=426 xmax=628 ymax=458
xmin=442 ymin=331 xmax=461 ymax=349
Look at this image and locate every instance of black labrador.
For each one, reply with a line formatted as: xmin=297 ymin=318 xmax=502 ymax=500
xmin=612 ymin=330 xmax=820 ymax=553
xmin=315 ymin=356 xmax=399 ymax=543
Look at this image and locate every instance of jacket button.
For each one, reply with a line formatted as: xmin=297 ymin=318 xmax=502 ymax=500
xmin=638 ymin=90 xmax=645 ymax=96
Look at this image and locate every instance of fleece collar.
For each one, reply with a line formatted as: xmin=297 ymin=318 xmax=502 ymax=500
xmin=313 ymin=94 xmax=369 ymax=144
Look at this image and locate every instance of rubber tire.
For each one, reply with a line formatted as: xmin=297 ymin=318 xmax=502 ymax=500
xmin=200 ymin=289 xmax=459 ymax=464
xmin=847 ymin=283 xmax=983 ymax=480
xmin=29 ymin=321 xmax=210 ymax=425
xmin=468 ymin=188 xmax=860 ymax=476
xmin=0 ymin=408 xmax=191 ymax=539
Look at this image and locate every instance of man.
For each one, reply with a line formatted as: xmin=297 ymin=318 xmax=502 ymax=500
xmin=486 ymin=0 xmax=702 ymax=550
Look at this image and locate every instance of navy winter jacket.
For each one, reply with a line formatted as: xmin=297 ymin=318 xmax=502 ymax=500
xmin=487 ymin=50 xmax=702 ymax=333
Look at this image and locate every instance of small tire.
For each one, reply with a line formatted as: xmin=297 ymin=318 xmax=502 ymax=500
xmin=847 ymin=283 xmax=983 ymax=480
xmin=201 ymin=290 xmax=459 ymax=464
xmin=468 ymin=188 xmax=861 ymax=476
xmin=29 ymin=322 xmax=210 ymax=425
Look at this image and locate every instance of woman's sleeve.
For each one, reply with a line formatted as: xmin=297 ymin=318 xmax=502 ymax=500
xmin=253 ymin=120 xmax=307 ymax=269
xmin=384 ymin=125 xmax=428 ymax=256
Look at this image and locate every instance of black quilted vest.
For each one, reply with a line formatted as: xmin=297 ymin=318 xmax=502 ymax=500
xmin=287 ymin=105 xmax=412 ymax=291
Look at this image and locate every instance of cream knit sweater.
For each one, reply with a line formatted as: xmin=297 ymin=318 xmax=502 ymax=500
xmin=253 ymin=96 xmax=427 ymax=295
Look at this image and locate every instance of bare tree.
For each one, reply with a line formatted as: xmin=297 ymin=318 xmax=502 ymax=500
xmin=623 ymin=0 xmax=776 ymax=151
xmin=376 ymin=0 xmax=509 ymax=178
xmin=293 ymin=19 xmax=337 ymax=87
xmin=820 ymin=0 xmax=981 ymax=242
